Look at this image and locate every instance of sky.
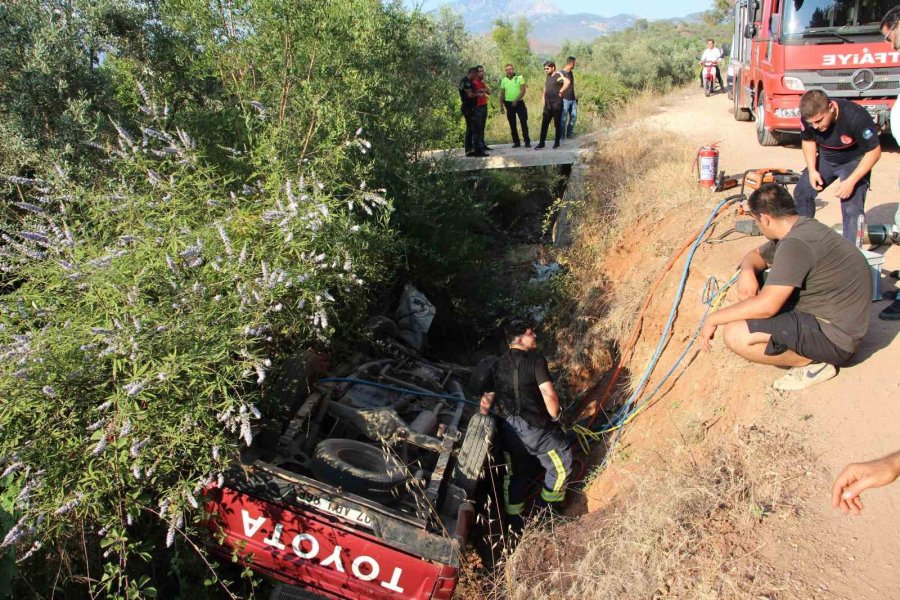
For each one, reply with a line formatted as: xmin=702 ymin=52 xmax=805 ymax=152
xmin=409 ymin=0 xmax=715 ymax=20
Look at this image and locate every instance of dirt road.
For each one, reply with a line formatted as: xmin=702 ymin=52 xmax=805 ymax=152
xmin=643 ymin=89 xmax=900 ymax=599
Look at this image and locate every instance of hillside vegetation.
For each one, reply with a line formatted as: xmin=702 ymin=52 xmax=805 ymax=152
xmin=0 ymin=2 xmax=732 ymax=597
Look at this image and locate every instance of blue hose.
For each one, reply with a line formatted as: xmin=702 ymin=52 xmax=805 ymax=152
xmin=317 ymin=377 xmax=481 ymax=407
xmin=583 ymin=196 xmax=742 ymax=463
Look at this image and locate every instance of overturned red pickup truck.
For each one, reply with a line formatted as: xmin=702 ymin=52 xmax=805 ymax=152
xmin=204 ymin=334 xmax=496 ymax=599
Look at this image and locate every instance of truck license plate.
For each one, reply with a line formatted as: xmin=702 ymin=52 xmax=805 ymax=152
xmin=295 ymin=488 xmax=375 ymax=529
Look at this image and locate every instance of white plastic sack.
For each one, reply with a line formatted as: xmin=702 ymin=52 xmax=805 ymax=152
xmin=394 ymin=283 xmax=435 ymax=351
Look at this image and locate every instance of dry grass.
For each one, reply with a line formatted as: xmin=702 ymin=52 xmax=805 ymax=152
xmin=492 ymin=425 xmax=816 ymax=600
xmin=553 ymin=118 xmax=711 ymax=392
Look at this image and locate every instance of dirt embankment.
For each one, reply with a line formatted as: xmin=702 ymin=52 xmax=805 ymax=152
xmin=501 ymin=89 xmax=900 ymax=599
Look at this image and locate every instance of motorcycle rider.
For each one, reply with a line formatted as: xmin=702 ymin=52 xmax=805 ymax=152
xmin=699 ymin=38 xmax=725 ymax=92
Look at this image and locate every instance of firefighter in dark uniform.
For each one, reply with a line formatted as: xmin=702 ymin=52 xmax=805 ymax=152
xmin=479 ymin=320 xmax=573 ymax=524
xmin=793 ymin=89 xmax=882 ymax=242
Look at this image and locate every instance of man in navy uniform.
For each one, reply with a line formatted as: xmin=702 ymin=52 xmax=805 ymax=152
xmin=793 ymin=90 xmax=882 ymax=242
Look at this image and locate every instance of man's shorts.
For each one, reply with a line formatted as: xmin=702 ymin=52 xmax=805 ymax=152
xmin=746 ymin=309 xmax=854 ymax=367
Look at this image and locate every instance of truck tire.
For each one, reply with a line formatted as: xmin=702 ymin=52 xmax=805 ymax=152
xmin=755 ymin=94 xmax=780 ymax=147
xmin=452 ymin=414 xmax=496 ymax=497
xmin=733 ymin=75 xmax=752 ymax=121
xmin=312 ymin=439 xmax=409 ymax=503
xmin=467 ymin=356 xmax=498 ymax=398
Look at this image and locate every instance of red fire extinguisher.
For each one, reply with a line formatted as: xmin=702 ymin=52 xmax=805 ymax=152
xmin=696 ymin=143 xmax=720 ymax=188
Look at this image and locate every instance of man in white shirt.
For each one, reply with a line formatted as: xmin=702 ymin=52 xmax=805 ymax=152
xmin=699 ymin=38 xmax=724 ymax=92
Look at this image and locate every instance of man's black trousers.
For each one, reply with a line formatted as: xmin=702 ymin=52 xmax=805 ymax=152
xmin=463 ymin=109 xmax=484 ymax=153
xmin=504 ymin=101 xmax=530 ymax=146
xmin=473 ymin=105 xmax=488 ymax=151
xmin=793 ymin=155 xmax=869 ymax=243
xmin=539 ymin=104 xmax=562 ymax=146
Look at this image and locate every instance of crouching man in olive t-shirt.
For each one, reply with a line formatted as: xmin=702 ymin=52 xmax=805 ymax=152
xmin=700 ymin=183 xmax=871 ymax=392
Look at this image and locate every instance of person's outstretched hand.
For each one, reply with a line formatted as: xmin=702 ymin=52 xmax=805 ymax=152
xmin=832 ymin=451 xmax=900 ymax=515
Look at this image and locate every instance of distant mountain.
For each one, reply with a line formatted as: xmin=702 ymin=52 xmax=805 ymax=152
xmin=443 ymin=0 xmax=703 ymax=49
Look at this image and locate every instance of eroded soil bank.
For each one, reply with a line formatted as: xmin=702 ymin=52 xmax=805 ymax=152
xmin=465 ymin=89 xmax=900 ymax=599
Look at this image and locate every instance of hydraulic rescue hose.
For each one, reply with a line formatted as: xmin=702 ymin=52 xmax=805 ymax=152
xmin=573 ymin=194 xmax=744 ymax=458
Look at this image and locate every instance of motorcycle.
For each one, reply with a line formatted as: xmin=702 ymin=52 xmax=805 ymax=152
xmin=701 ymin=60 xmax=719 ymax=97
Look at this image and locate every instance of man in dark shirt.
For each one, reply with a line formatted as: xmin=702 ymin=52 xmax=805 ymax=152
xmin=560 ymin=56 xmax=577 ymax=139
xmin=458 ymin=67 xmax=486 ymax=157
xmin=480 ymin=319 xmax=573 ymax=523
xmin=535 ymin=61 xmax=570 ymax=150
xmin=700 ymin=184 xmax=872 ymax=391
xmin=793 ymin=90 xmax=882 ymax=242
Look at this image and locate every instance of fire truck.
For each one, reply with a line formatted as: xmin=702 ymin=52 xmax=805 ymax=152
xmin=731 ymin=0 xmax=899 ymax=146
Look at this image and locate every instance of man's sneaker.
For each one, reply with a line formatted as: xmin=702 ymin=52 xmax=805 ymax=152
xmin=471 ymin=151 xmax=487 ymax=157
xmin=533 ymin=143 xmax=545 ymax=150
xmin=511 ymin=143 xmax=521 ymax=148
xmin=524 ymin=141 xmax=531 ymax=148
xmin=773 ymin=362 xmax=837 ymax=391
xmin=879 ymin=299 xmax=900 ymax=321
xmin=552 ymin=143 xmax=560 ymax=149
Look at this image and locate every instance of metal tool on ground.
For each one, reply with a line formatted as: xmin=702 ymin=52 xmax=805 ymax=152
xmin=715 ymin=167 xmax=801 ymax=194
xmin=707 ymin=168 xmax=802 ymax=244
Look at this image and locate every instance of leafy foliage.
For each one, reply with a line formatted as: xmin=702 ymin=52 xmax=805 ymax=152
xmin=491 ymin=17 xmax=533 ymax=69
xmin=0 ymin=0 xmax=480 ymax=597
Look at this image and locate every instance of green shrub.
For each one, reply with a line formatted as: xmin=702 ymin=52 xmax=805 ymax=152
xmin=0 ymin=94 xmax=394 ymax=596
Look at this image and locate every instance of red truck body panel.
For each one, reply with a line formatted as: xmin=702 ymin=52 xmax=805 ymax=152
xmin=207 ymin=486 xmax=458 ymax=600
xmin=731 ymin=0 xmax=898 ymax=141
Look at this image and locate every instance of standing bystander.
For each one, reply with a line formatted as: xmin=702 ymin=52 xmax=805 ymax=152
xmin=458 ymin=67 xmax=486 ymax=157
xmin=499 ymin=63 xmax=530 ymax=148
xmin=535 ymin=61 xmax=569 ymax=150
xmin=473 ymin=65 xmax=491 ymax=153
xmin=560 ymin=56 xmax=577 ymax=139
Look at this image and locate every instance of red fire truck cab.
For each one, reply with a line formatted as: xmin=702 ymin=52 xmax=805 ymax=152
xmin=731 ymin=0 xmax=899 ymax=146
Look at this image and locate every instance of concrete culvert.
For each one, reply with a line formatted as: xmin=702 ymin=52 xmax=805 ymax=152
xmin=312 ymin=438 xmax=409 ymax=502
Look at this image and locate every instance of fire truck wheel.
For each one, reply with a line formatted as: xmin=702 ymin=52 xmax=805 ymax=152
xmin=313 ymin=439 xmax=409 ymax=502
xmin=466 ymin=355 xmax=498 ymax=397
xmin=733 ymin=74 xmax=752 ymax=121
xmin=755 ymin=93 xmax=780 ymax=147
xmin=452 ymin=414 xmax=496 ymax=496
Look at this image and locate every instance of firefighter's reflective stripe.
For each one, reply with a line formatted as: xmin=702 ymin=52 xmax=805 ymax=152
xmin=538 ymin=449 xmax=567 ymax=503
xmin=503 ymin=451 xmax=525 ymax=515
xmin=540 ymin=487 xmax=565 ymax=503
xmin=546 ymin=449 xmax=566 ymax=494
